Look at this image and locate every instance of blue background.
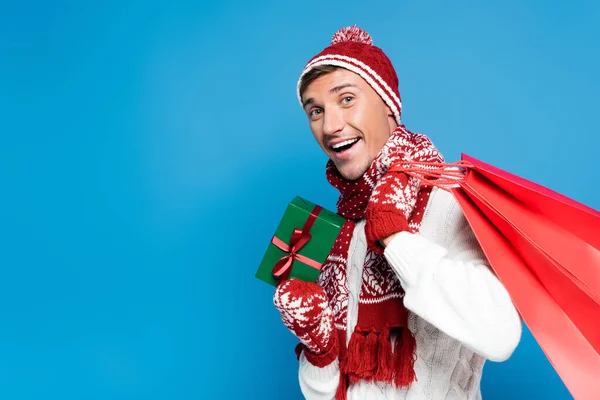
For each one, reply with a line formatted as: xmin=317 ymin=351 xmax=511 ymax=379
xmin=1 ymin=0 xmax=597 ymax=398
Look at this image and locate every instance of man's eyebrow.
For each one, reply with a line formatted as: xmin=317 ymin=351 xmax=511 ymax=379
xmin=302 ymin=83 xmax=357 ymax=109
xmin=329 ymin=83 xmax=356 ymax=94
xmin=302 ymin=98 xmax=315 ymax=109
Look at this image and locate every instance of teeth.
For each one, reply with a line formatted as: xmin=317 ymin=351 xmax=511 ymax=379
xmin=331 ymin=138 xmax=359 ymax=149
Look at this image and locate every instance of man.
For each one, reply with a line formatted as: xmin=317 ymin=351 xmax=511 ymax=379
xmin=273 ymin=26 xmax=521 ymax=399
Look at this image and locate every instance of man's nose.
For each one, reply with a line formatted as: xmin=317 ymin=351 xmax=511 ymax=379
xmin=322 ymin=109 xmax=344 ymax=136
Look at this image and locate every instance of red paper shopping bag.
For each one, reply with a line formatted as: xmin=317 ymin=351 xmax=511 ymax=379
xmin=394 ymin=154 xmax=600 ymax=399
xmin=453 ymin=188 xmax=600 ymax=400
xmin=460 ymin=170 xmax=600 ymax=337
xmin=459 ymin=155 xmax=600 ymax=308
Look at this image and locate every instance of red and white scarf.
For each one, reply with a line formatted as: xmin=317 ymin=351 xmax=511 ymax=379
xmin=317 ymin=125 xmax=444 ymax=399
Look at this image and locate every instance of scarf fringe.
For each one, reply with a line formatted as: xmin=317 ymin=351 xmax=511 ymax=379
xmin=345 ymin=328 xmax=416 ymax=386
xmin=346 ymin=330 xmax=376 ymax=382
xmin=393 ymin=327 xmax=417 ymax=387
xmin=335 ymin=369 xmax=347 ymax=400
xmin=374 ymin=330 xmax=393 ymax=382
xmin=345 ymin=327 xmax=416 ymax=387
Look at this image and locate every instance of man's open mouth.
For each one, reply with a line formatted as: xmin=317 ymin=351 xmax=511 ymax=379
xmin=330 ymin=138 xmax=360 ymax=153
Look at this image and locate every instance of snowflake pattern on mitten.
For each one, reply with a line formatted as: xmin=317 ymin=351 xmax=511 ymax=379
xmin=273 ymin=279 xmax=336 ymax=357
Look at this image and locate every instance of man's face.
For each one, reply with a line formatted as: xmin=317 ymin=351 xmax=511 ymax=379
xmin=301 ymin=68 xmax=397 ymax=181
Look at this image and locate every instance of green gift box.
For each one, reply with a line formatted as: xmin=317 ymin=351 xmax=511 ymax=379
xmin=255 ymin=196 xmax=346 ymax=286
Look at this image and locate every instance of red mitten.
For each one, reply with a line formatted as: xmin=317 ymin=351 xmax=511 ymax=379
xmin=365 ymin=170 xmax=415 ymax=252
xmin=273 ymin=279 xmax=338 ymax=367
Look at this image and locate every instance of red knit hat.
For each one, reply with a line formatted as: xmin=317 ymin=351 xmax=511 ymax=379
xmin=297 ymin=25 xmax=403 ymax=125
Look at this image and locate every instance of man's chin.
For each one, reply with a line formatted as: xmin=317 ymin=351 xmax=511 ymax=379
xmin=336 ymin=162 xmax=369 ymax=181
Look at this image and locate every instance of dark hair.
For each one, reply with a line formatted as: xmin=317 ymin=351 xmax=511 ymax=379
xmin=298 ymin=65 xmax=340 ymax=100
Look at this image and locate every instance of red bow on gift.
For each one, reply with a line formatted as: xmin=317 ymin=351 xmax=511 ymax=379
xmin=271 ymin=205 xmax=323 ymax=281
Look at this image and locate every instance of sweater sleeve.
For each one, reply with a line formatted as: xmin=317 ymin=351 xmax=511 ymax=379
xmin=383 ymin=190 xmax=522 ymax=362
xmin=297 ymin=350 xmax=340 ymax=400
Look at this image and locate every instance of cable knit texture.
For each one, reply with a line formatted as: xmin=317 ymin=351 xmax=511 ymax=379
xmin=298 ymin=188 xmax=522 ymax=399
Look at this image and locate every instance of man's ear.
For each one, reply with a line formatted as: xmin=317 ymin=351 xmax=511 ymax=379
xmin=386 ymin=107 xmax=398 ymax=130
xmin=386 ymin=106 xmax=395 ymax=120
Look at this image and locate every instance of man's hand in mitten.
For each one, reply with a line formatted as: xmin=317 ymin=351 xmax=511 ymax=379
xmin=365 ymin=170 xmax=417 ymax=252
xmin=273 ymin=279 xmax=338 ymax=367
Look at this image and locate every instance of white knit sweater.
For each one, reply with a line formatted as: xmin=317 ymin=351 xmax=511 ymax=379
xmin=298 ymin=187 xmax=522 ymax=399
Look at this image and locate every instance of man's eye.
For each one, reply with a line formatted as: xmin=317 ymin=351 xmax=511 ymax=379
xmin=342 ymin=96 xmax=354 ymax=104
xmin=310 ymin=109 xmax=323 ymax=117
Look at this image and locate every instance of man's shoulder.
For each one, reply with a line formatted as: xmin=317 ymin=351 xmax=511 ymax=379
xmin=420 ymin=187 xmax=468 ymax=240
xmin=425 ymin=187 xmax=461 ymax=218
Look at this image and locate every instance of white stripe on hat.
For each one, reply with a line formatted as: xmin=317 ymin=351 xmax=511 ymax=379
xmin=304 ymin=54 xmax=402 ymax=112
xmin=297 ymin=55 xmax=402 ymax=125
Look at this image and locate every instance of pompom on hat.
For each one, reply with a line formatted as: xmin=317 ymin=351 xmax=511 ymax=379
xmin=297 ymin=25 xmax=403 ymax=125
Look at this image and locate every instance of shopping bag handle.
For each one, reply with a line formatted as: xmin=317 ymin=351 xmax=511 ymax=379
xmin=388 ymin=160 xmax=474 ymax=189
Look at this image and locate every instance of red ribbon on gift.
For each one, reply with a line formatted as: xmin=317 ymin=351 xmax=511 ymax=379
xmin=271 ymin=205 xmax=323 ymax=281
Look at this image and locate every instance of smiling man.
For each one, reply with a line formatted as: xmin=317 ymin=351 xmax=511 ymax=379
xmin=273 ymin=26 xmax=522 ymax=399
